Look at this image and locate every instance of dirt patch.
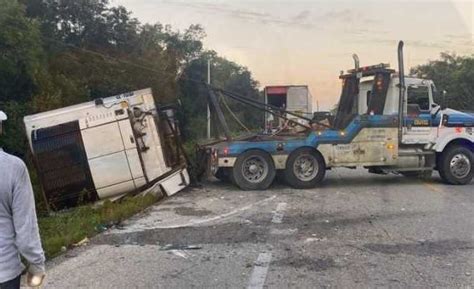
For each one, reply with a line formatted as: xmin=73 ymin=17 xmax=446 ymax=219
xmin=283 ymin=211 xmax=424 ymax=239
xmin=94 ymin=221 xmax=269 ymax=246
xmin=174 ymin=207 xmax=212 ymax=217
xmin=274 ymin=255 xmax=338 ymax=272
xmin=363 ymin=239 xmax=474 ymax=256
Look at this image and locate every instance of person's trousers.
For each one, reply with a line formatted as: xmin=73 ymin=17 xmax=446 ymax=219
xmin=0 ymin=275 xmax=20 ymax=289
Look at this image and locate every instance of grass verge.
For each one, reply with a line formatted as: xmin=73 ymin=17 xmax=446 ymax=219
xmin=38 ymin=194 xmax=159 ymax=259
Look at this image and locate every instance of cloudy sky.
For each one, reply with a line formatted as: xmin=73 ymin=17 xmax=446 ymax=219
xmin=113 ymin=0 xmax=473 ymax=110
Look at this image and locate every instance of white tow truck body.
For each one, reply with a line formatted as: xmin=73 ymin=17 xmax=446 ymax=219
xmin=203 ymin=43 xmax=473 ymax=190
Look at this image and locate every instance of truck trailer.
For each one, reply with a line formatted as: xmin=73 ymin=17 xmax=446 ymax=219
xmin=264 ymin=85 xmax=313 ymax=133
xmin=24 ymin=88 xmax=190 ymax=210
xmin=202 ymin=42 xmax=474 ymax=190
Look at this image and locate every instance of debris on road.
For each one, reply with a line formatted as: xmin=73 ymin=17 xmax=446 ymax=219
xmin=73 ymin=237 xmax=90 ymax=247
xmin=169 ymin=250 xmax=191 ymax=259
xmin=160 ymin=244 xmax=202 ymax=251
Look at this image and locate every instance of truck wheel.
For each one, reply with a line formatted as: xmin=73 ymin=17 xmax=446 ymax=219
xmin=232 ymin=150 xmax=276 ymax=190
xmin=438 ymin=146 xmax=473 ymax=185
xmin=284 ymin=148 xmax=326 ymax=189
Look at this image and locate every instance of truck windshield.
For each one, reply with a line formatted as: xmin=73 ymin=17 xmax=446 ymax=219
xmin=407 ymin=85 xmax=430 ymax=111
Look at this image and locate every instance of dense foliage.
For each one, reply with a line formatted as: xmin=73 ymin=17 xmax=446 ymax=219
xmin=0 ymin=0 xmax=262 ymax=159
xmin=411 ymin=53 xmax=474 ymax=112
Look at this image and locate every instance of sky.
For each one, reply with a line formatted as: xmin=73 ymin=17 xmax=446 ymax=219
xmin=112 ymin=0 xmax=473 ymax=110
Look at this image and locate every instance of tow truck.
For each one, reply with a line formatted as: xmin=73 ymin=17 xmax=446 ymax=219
xmin=201 ymin=41 xmax=474 ymax=190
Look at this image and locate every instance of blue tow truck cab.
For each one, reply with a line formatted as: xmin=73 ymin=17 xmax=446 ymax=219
xmin=202 ymin=41 xmax=474 ymax=190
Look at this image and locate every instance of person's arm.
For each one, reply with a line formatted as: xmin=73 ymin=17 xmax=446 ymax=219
xmin=12 ymin=161 xmax=45 ymax=275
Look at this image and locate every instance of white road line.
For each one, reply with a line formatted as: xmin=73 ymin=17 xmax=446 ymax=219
xmin=271 ymin=202 xmax=287 ymax=224
xmin=169 ymin=250 xmax=190 ymax=259
xmin=247 ymin=252 xmax=272 ymax=289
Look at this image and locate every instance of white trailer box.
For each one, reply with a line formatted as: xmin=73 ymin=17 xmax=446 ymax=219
xmin=24 ymin=88 xmax=189 ymax=210
xmin=264 ymin=85 xmax=313 ymax=131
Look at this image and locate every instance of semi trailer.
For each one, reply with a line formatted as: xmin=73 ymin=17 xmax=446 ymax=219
xmin=264 ymin=85 xmax=313 ymax=133
xmin=201 ymin=41 xmax=474 ymax=190
xmin=24 ymin=88 xmax=190 ymax=210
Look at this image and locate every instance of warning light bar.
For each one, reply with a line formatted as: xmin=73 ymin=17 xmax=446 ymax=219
xmin=348 ymin=63 xmax=391 ymax=74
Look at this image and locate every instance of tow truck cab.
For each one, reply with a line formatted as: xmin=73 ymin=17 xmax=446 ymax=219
xmin=205 ymin=42 xmax=473 ymax=190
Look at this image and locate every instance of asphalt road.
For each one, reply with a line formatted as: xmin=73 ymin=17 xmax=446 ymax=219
xmin=44 ymin=169 xmax=473 ymax=288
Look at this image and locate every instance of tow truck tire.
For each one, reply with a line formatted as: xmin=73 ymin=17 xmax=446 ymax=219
xmin=284 ymin=148 xmax=326 ymax=189
xmin=232 ymin=150 xmax=276 ymax=190
xmin=438 ymin=145 xmax=473 ymax=185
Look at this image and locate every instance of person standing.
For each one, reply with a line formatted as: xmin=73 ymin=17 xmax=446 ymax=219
xmin=0 ymin=111 xmax=46 ymax=289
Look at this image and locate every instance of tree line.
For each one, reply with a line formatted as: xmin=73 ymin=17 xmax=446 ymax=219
xmin=0 ymin=0 xmax=263 ymax=159
xmin=411 ymin=53 xmax=474 ymax=111
xmin=1 ymin=0 xmax=472 ymax=163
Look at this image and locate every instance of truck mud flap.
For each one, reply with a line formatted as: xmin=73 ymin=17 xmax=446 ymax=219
xmin=159 ymin=168 xmax=190 ymax=196
xmin=138 ymin=165 xmax=190 ymax=197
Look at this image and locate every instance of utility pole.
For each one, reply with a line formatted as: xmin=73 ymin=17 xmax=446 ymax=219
xmin=207 ymin=59 xmax=211 ymax=139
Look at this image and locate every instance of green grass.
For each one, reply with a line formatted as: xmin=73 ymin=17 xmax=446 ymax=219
xmin=38 ymin=194 xmax=159 ymax=258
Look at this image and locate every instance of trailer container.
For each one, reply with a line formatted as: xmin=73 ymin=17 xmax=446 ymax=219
xmin=24 ymin=88 xmax=189 ymax=210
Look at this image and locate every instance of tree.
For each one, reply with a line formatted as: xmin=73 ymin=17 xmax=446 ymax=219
xmin=411 ymin=53 xmax=474 ymax=111
xmin=178 ymin=51 xmax=263 ymax=140
xmin=0 ymin=0 xmax=44 ymax=102
xmin=20 ymin=0 xmax=206 ymax=107
xmin=0 ymin=0 xmax=45 ymax=156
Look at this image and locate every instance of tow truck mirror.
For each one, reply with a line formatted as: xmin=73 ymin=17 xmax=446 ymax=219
xmin=430 ymin=104 xmax=441 ymax=118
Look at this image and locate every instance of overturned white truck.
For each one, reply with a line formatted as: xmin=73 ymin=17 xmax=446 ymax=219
xmin=24 ymin=88 xmax=189 ymax=210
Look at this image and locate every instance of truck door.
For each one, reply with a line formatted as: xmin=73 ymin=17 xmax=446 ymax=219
xmin=358 ymin=72 xmax=398 ymax=165
xmin=402 ymin=84 xmax=434 ymax=144
xmin=332 ymin=75 xmax=361 ymax=164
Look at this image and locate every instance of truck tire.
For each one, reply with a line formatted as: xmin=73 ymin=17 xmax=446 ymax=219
xmin=438 ymin=145 xmax=473 ymax=185
xmin=284 ymin=148 xmax=326 ymax=189
xmin=232 ymin=150 xmax=276 ymax=190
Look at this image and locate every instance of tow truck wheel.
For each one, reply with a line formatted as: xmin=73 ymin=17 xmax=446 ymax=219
xmin=232 ymin=150 xmax=276 ymax=190
xmin=284 ymin=148 xmax=326 ymax=189
xmin=438 ymin=146 xmax=473 ymax=185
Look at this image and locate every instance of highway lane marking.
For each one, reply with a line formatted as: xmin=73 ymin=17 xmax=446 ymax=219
xmin=272 ymin=202 xmax=287 ymax=224
xmin=247 ymin=252 xmax=272 ymax=289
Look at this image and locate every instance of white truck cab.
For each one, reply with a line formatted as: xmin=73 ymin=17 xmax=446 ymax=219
xmin=24 ymin=88 xmax=190 ymax=210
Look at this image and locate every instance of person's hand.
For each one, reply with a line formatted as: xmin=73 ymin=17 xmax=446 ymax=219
xmin=26 ymin=272 xmax=45 ymax=288
xmin=26 ymin=264 xmax=46 ymax=288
